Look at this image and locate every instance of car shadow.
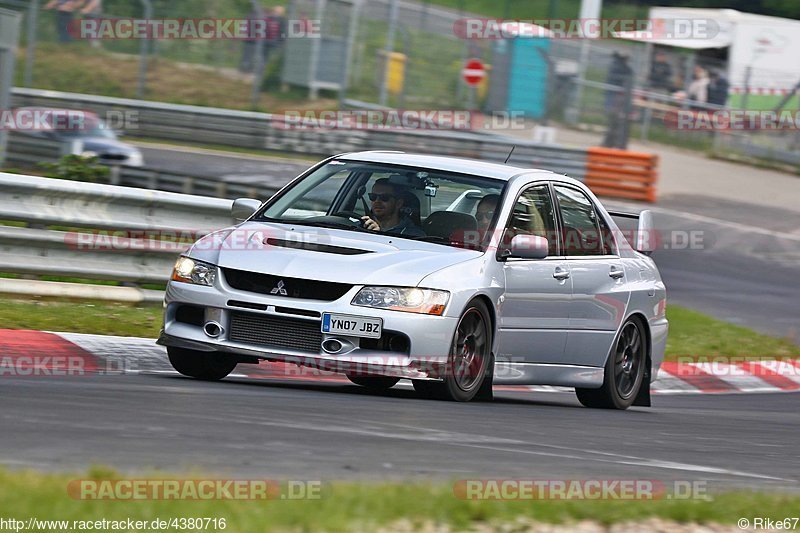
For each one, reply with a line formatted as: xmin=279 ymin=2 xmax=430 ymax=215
xmin=155 ymin=373 xmax=594 ymax=409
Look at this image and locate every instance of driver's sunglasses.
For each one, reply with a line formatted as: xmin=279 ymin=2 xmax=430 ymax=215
xmin=476 ymin=211 xmax=495 ymax=221
xmin=368 ymin=193 xmax=395 ymax=202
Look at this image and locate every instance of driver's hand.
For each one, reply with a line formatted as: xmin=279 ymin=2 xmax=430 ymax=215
xmin=361 ymin=216 xmax=380 ymax=232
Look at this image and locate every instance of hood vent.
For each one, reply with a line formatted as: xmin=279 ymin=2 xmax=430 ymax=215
xmin=264 ymin=238 xmax=372 ymax=255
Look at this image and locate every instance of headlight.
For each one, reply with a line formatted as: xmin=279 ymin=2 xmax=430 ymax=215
xmin=126 ymin=150 xmax=144 ymax=167
xmin=171 ymin=256 xmax=217 ymax=286
xmin=352 ymin=286 xmax=449 ymax=315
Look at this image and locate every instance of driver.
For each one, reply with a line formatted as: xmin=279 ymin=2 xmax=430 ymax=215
xmin=361 ymin=178 xmax=425 ymax=237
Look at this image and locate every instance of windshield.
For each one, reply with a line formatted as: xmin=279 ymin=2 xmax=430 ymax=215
xmin=57 ymin=122 xmax=117 ymax=139
xmin=257 ymin=160 xmax=505 ymax=249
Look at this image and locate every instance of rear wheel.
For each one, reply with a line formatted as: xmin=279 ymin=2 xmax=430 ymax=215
xmin=346 ymin=374 xmax=400 ymax=390
xmin=575 ymin=318 xmax=646 ymax=410
xmin=167 ymin=346 xmax=238 ymax=381
xmin=413 ymin=299 xmax=493 ymax=402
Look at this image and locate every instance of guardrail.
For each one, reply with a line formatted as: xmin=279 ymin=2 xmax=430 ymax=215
xmin=8 ymin=87 xmax=662 ymax=200
xmin=0 ymin=172 xmax=237 ymax=302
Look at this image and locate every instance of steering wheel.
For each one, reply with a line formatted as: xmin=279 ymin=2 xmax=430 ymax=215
xmin=331 ymin=211 xmax=366 ymax=227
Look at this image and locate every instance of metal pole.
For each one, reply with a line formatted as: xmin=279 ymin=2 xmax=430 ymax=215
xmin=378 ymin=0 xmax=399 ymax=107
xmin=0 ymin=9 xmax=22 ymax=168
xmin=339 ymin=0 xmax=362 ymax=108
xmin=137 ymin=0 xmax=153 ymax=99
xmin=566 ymin=0 xmax=602 ymax=125
xmin=24 ymin=0 xmax=39 ymax=87
xmin=249 ymin=0 xmax=264 ymax=109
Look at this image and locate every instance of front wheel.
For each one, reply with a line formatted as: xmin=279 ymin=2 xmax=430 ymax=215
xmin=167 ymin=346 xmax=238 ymax=381
xmin=413 ymin=299 xmax=493 ymax=402
xmin=575 ymin=318 xmax=646 ymax=410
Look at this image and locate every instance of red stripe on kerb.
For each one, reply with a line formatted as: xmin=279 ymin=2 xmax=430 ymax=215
xmin=736 ymin=361 xmax=799 ymax=390
xmin=0 ymin=329 xmax=100 ymax=373
xmin=659 ymin=361 xmax=736 ymax=392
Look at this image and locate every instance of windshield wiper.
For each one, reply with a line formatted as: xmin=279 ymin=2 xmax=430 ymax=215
xmin=275 ymin=219 xmax=373 ymax=233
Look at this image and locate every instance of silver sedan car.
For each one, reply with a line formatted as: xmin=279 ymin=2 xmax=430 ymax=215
xmin=158 ymin=152 xmax=668 ymax=409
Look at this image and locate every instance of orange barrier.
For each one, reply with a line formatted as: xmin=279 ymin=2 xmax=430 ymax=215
xmin=585 ymin=147 xmax=658 ymax=203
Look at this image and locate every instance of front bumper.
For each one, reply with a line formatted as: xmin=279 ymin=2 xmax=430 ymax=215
xmin=160 ymin=279 xmax=458 ymax=380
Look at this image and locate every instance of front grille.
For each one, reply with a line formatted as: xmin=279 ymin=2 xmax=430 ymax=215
xmin=222 ymin=268 xmax=352 ymax=301
xmin=228 ymin=311 xmax=322 ymax=353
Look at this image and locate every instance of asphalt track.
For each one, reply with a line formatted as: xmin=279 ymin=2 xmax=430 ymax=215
xmin=1 ymin=373 xmax=798 ymax=490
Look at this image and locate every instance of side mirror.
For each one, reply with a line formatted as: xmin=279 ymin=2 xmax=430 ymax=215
xmin=635 ymin=210 xmax=655 ymax=254
xmin=231 ymin=198 xmax=262 ymax=222
xmin=508 ymin=234 xmax=549 ymax=259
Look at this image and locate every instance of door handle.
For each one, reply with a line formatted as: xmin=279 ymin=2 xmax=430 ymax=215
xmin=553 ymin=267 xmax=570 ymax=280
xmin=609 ymin=266 xmax=625 ymax=279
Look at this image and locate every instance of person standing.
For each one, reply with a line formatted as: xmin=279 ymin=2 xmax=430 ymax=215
xmin=648 ymin=52 xmax=673 ymax=92
xmin=603 ymin=52 xmax=633 ymax=149
xmin=707 ymin=69 xmax=730 ymax=107
xmin=44 ymin=0 xmax=79 ymax=43
xmin=79 ymin=0 xmax=102 ymax=48
xmin=240 ymin=2 xmax=267 ymax=73
xmin=687 ymin=66 xmax=710 ymax=110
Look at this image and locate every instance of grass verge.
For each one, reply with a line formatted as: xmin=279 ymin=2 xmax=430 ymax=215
xmin=1 ymin=467 xmax=798 ymax=531
xmin=15 ymin=43 xmax=335 ymax=113
xmin=0 ymin=299 xmax=797 ymax=359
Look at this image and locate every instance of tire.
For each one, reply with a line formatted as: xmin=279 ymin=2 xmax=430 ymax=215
xmin=346 ymin=374 xmax=400 ymax=390
xmin=575 ymin=317 xmax=646 ymax=410
xmin=167 ymin=346 xmax=238 ymax=381
xmin=412 ymin=299 xmax=493 ymax=402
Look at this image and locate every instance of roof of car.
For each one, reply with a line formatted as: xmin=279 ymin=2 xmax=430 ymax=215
xmin=335 ymin=151 xmax=577 ymax=183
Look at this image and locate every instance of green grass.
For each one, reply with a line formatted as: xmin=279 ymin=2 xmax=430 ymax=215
xmin=664 ymin=306 xmax=799 ymax=361
xmin=1 ymin=467 xmax=798 ymax=531
xmin=0 ymin=300 xmax=162 ymax=338
xmin=1 ymin=299 xmax=798 ymax=359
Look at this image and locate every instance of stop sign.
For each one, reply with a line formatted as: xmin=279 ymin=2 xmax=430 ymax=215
xmin=462 ymin=58 xmax=486 ymax=86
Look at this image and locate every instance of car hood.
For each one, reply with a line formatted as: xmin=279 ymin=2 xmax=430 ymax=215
xmin=187 ymin=221 xmax=483 ymax=287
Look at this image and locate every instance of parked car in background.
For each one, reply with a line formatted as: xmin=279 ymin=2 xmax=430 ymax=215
xmin=12 ymin=107 xmax=144 ymax=167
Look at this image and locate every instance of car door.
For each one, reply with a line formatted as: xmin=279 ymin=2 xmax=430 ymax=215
xmin=553 ymin=184 xmax=630 ymax=368
xmin=496 ymin=183 xmax=572 ymax=364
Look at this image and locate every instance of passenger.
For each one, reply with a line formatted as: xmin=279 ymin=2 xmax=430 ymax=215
xmin=361 ymin=178 xmax=425 ymax=237
xmin=475 ymin=193 xmax=500 ymax=241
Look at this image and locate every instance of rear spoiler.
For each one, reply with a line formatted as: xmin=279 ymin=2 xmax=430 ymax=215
xmin=607 ymin=209 xmax=655 ymax=255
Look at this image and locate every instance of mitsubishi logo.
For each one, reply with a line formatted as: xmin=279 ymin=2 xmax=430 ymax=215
xmin=270 ymin=280 xmax=288 ymax=296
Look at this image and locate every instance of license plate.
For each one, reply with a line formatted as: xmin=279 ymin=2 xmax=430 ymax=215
xmin=321 ymin=313 xmax=382 ymax=339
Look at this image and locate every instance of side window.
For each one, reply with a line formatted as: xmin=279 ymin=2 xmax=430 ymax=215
xmin=596 ymin=211 xmax=617 ymax=255
xmin=502 ymin=184 xmax=558 ymax=256
xmin=554 ymin=185 xmax=605 ymax=256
